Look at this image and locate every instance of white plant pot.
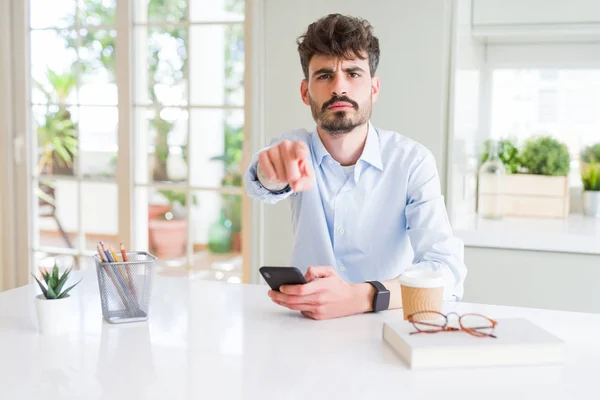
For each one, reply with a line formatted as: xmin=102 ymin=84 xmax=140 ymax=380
xmin=34 ymin=294 xmax=72 ymax=335
xmin=582 ymin=191 xmax=600 ymax=218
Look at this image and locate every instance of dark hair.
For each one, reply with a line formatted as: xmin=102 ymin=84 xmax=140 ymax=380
xmin=297 ymin=14 xmax=380 ymax=79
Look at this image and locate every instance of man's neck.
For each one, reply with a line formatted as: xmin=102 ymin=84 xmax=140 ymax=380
xmin=317 ymin=122 xmax=369 ymax=167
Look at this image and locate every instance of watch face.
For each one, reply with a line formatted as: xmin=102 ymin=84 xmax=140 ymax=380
xmin=375 ymin=291 xmax=390 ymax=312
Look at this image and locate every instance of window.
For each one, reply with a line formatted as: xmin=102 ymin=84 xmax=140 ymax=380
xmin=490 ymin=69 xmax=600 ymax=185
xmin=26 ymin=0 xmax=246 ymax=283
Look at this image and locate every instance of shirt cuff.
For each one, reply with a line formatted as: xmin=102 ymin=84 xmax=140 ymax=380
xmin=257 ymin=163 xmax=291 ymax=193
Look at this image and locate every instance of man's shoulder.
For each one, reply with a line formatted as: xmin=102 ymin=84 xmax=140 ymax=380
xmin=375 ymin=126 xmax=433 ymax=163
xmin=272 ymin=128 xmax=313 ymax=144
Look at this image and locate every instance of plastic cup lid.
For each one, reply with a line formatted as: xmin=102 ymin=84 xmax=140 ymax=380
xmin=398 ymin=270 xmax=445 ymax=288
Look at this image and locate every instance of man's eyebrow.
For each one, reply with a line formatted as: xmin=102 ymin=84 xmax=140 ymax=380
xmin=312 ymin=68 xmax=335 ymax=76
xmin=342 ymin=66 xmax=366 ymax=73
xmin=312 ymin=66 xmax=366 ymax=76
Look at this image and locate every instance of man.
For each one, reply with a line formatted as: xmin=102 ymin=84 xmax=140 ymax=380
xmin=244 ymin=13 xmax=466 ymax=320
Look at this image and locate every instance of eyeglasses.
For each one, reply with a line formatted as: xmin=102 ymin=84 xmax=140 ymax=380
xmin=407 ymin=311 xmax=498 ymax=339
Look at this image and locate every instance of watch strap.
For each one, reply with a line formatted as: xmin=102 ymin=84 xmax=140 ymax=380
xmin=367 ymin=280 xmax=387 ymax=293
xmin=366 ymin=280 xmax=390 ymax=312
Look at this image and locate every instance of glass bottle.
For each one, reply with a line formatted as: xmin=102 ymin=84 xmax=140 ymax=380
xmin=478 ymin=140 xmax=506 ymax=219
xmin=208 ymin=209 xmax=233 ymax=253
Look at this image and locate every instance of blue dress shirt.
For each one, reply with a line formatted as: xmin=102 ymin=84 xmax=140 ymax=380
xmin=244 ymin=121 xmax=466 ymax=301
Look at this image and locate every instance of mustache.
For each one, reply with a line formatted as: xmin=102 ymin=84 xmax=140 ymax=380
xmin=322 ymin=96 xmax=359 ymax=111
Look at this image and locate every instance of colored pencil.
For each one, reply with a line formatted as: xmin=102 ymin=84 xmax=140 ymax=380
xmin=120 ymin=243 xmax=136 ymax=297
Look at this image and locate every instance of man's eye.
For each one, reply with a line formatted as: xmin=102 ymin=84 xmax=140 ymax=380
xmin=350 ymin=72 xmax=360 ymax=78
xmin=318 ymin=74 xmax=330 ymax=80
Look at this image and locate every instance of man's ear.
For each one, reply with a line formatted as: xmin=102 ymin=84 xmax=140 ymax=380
xmin=300 ymin=79 xmax=310 ymax=105
xmin=371 ymin=76 xmax=381 ymax=102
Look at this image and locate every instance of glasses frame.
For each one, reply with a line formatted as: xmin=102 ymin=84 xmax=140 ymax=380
xmin=407 ymin=311 xmax=498 ymax=339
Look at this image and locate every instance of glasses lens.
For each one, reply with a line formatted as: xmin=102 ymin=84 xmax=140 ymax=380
xmin=460 ymin=314 xmax=495 ymax=336
xmin=410 ymin=312 xmax=446 ymax=332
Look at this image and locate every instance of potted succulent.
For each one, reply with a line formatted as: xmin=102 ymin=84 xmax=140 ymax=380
xmin=581 ymin=161 xmax=600 ymax=217
xmin=32 ymin=264 xmax=81 ymax=335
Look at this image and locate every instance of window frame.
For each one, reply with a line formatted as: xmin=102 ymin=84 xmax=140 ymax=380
xmin=3 ymin=0 xmax=253 ymax=288
xmin=479 ymin=42 xmax=600 ymax=183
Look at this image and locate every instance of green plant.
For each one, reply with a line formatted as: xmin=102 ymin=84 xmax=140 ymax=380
xmin=582 ymin=162 xmax=600 ymax=191
xmin=480 ymin=138 xmax=521 ymax=174
xmin=212 ymin=124 xmax=243 ymax=233
xmin=35 ymin=68 xmax=79 ymax=175
xmin=519 ymin=136 xmax=571 ymax=176
xmin=36 ymin=108 xmax=78 ymax=174
xmin=32 ymin=264 xmax=81 ymax=300
xmin=581 ymin=144 xmax=600 ymax=164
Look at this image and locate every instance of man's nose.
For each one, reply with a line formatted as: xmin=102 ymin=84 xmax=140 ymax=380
xmin=331 ymin=75 xmax=348 ymax=97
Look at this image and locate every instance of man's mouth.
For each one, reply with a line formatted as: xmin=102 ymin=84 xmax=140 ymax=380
xmin=328 ymin=102 xmax=354 ymax=110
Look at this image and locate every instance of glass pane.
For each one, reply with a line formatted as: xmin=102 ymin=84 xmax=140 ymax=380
xmin=190 ymin=0 xmax=244 ymax=22
xmin=134 ymin=0 xmax=188 ymax=23
xmin=30 ymin=0 xmax=76 ymax=29
xmin=79 ymin=254 xmax=97 ymax=270
xmin=82 ymin=182 xmax=118 ymax=252
xmin=33 ymin=105 xmax=79 ymax=177
xmin=35 ymin=179 xmax=79 ymax=250
xmin=135 ymin=107 xmax=188 ymax=183
xmin=79 ymin=106 xmax=118 ymax=178
xmin=189 ymin=24 xmax=244 ymax=106
xmin=79 ymin=0 xmax=116 ymax=26
xmin=490 ymin=69 xmax=600 ymax=186
xmin=134 ymin=27 xmax=187 ymax=106
xmin=147 ymin=188 xmax=189 ymax=262
xmin=31 ymin=30 xmax=78 ymax=105
xmin=191 ymin=191 xmax=242 ymax=280
xmin=79 ymin=29 xmax=117 ymax=105
xmin=189 ymin=109 xmax=243 ymax=188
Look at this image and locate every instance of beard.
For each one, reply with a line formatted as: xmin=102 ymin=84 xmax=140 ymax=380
xmin=309 ymin=94 xmax=372 ymax=137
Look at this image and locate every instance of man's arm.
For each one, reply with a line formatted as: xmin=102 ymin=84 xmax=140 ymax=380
xmin=243 ymin=135 xmax=313 ymax=204
xmin=402 ymin=150 xmax=467 ymax=301
xmin=269 ymin=267 xmax=403 ymax=320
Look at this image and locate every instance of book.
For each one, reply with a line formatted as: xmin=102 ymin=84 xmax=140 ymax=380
xmin=382 ymin=318 xmax=565 ymax=369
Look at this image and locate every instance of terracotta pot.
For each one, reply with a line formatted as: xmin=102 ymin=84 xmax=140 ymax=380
xmin=148 ymin=204 xmax=170 ymax=220
xmin=232 ymin=232 xmax=242 ymax=252
xmin=148 ymin=219 xmax=187 ymax=259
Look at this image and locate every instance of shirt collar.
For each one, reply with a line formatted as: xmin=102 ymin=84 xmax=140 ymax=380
xmin=360 ymin=121 xmax=384 ymax=171
xmin=311 ymin=121 xmax=383 ymax=171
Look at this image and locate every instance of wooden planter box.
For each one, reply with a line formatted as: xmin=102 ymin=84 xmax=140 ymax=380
xmin=477 ymin=174 xmax=570 ymax=218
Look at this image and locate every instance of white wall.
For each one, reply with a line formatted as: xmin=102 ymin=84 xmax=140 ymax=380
xmin=463 ymin=247 xmax=600 ymax=313
xmin=448 ymin=0 xmax=485 ymax=223
xmin=256 ymin=0 xmax=455 ymax=267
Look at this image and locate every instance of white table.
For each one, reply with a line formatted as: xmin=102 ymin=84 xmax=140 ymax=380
xmin=1 ymin=268 xmax=599 ymax=400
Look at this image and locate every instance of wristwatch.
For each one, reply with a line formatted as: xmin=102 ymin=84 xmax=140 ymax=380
xmin=366 ymin=281 xmax=390 ymax=312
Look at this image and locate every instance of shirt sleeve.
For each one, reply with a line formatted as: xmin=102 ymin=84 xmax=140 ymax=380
xmin=243 ymin=134 xmax=305 ymax=205
xmin=402 ymin=150 xmax=467 ymax=302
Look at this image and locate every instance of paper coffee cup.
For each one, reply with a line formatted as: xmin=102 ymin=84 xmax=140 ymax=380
xmin=398 ymin=270 xmax=445 ymax=321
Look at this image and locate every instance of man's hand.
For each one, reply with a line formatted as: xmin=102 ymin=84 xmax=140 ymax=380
xmin=268 ymin=266 xmax=374 ymax=320
xmin=258 ymin=140 xmax=314 ymax=192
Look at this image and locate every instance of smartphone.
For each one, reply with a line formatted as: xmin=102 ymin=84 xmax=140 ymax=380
xmin=259 ymin=266 xmax=307 ymax=291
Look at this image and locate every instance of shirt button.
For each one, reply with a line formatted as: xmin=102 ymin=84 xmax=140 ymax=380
xmin=338 ymin=228 xmax=345 ymax=235
xmin=339 ymin=265 xmax=346 ymax=271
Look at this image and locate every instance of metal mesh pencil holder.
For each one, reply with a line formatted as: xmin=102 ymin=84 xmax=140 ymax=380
xmin=93 ymin=251 xmax=157 ymax=324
